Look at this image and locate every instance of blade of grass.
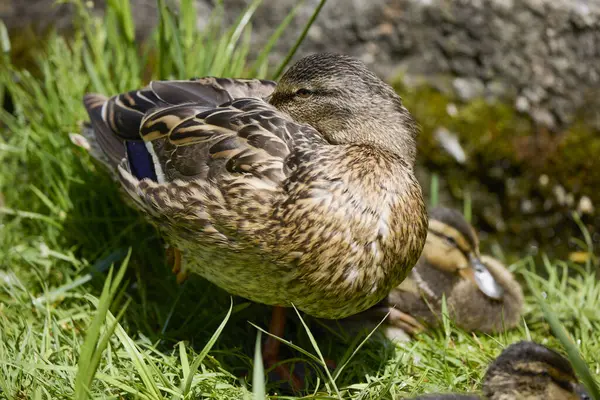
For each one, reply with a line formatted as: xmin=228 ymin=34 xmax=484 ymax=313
xmin=84 ymin=297 xmax=132 ymax=394
xmin=107 ymin=0 xmax=135 ymax=44
xmin=430 ymin=173 xmax=439 ymax=208
xmin=179 ymin=0 xmax=196 ymax=50
xmin=0 ymin=20 xmax=10 ymax=54
xmin=375 ymin=353 xmax=405 ymax=400
xmin=292 ymin=305 xmax=342 ymax=399
xmin=210 ymin=0 xmax=261 ymax=75
xmin=156 ymin=0 xmax=170 ymax=80
xmin=249 ymin=322 xmax=323 ymax=365
xmin=524 ymin=272 xmax=600 ymax=399
xmin=162 ymin=4 xmax=186 ymax=77
xmin=252 ymin=331 xmax=265 ymax=400
xmin=74 ymin=249 xmax=131 ymax=399
xmin=168 ymin=343 xmax=191 ymax=398
xmin=271 ymin=0 xmax=328 ymax=80
xmin=249 ymin=0 xmax=305 ymax=77
xmin=441 ymin=294 xmax=451 ymax=342
xmin=332 ymin=310 xmax=391 ymax=382
xmin=541 ymin=301 xmax=600 ymax=399
xmin=82 ymin=44 xmax=108 ymax=94
xmin=180 ymin=298 xmax=233 ymax=395
xmin=463 ymin=189 xmax=472 ymax=223
xmin=109 ymin=312 xmax=164 ymax=400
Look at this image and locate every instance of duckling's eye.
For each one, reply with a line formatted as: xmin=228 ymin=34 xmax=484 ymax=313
xmin=295 ymin=88 xmax=313 ymax=98
xmin=444 ymin=236 xmax=457 ymax=247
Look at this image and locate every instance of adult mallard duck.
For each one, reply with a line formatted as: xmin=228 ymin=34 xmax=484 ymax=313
xmin=81 ymin=53 xmax=428 ymax=387
xmin=412 ymin=341 xmax=590 ymax=399
xmin=353 ymin=207 xmax=522 ymax=338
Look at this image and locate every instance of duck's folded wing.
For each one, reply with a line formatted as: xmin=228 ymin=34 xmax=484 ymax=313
xmin=116 ymin=97 xmax=326 ymax=226
xmin=82 ymin=77 xmax=277 ymax=172
xmin=150 ymin=77 xmax=276 ymax=106
xmin=137 ymin=98 xmax=325 ymax=181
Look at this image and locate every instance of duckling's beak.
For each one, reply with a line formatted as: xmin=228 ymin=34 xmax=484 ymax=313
xmin=459 ymin=254 xmax=505 ymax=300
xmin=574 ymin=383 xmax=591 ymax=400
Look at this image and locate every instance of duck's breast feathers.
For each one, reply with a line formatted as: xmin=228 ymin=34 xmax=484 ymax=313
xmin=138 ymin=98 xmax=326 ymax=183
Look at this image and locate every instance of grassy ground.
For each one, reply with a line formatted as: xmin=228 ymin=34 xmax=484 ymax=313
xmin=0 ymin=1 xmax=599 ymax=399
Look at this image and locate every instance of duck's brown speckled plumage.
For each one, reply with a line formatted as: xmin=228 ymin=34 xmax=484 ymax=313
xmin=412 ymin=341 xmax=590 ymax=400
xmin=82 ymin=53 xmax=428 ymax=319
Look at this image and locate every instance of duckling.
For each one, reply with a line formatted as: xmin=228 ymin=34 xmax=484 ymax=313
xmin=81 ymin=53 xmax=428 ymax=388
xmin=357 ymin=207 xmax=522 ymax=338
xmin=446 ymin=254 xmax=523 ymax=333
xmin=412 ymin=341 xmax=591 ymax=400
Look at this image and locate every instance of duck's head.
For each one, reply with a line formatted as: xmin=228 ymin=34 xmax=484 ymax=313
xmin=424 ymin=207 xmax=504 ymax=299
xmin=483 ymin=341 xmax=590 ymax=400
xmin=269 ymin=53 xmax=419 ymax=165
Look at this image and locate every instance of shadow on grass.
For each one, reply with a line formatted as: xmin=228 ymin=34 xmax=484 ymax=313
xmin=61 ymin=167 xmax=397 ymax=393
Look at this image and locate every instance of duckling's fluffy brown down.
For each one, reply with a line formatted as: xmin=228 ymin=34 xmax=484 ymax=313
xmin=385 ymin=254 xmax=523 ymax=334
xmin=447 ymin=255 xmax=523 ymax=333
xmin=412 ymin=341 xmax=589 ymax=400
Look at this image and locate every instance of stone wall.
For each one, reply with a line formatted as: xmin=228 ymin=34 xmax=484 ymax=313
xmin=224 ymin=0 xmax=600 ymax=130
xmin=3 ymin=0 xmax=600 ymax=129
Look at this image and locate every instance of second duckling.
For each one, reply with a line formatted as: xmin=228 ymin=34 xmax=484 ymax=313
xmin=360 ymin=207 xmax=524 ymax=338
xmin=412 ymin=341 xmax=590 ymax=400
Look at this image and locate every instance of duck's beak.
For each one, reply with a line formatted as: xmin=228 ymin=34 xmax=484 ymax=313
xmin=458 ymin=254 xmax=504 ymax=300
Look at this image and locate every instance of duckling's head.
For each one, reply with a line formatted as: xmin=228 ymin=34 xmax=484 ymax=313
xmin=483 ymin=341 xmax=590 ymax=400
xmin=447 ymin=255 xmax=524 ymax=333
xmin=424 ymin=207 xmax=503 ymax=299
xmin=269 ymin=53 xmax=419 ymax=164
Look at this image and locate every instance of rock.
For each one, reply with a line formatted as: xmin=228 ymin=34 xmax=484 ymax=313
xmin=577 ymin=196 xmax=595 ymax=215
xmin=531 ymin=107 xmax=556 ymax=127
xmin=433 ymin=127 xmax=467 ymax=164
xmin=553 ymin=185 xmax=567 ymax=206
xmin=452 ymin=77 xmax=486 ymax=101
xmin=207 ymin=0 xmax=600 ymax=131
xmin=446 ymin=103 xmax=458 ymax=117
xmin=515 ymin=97 xmax=530 ymax=113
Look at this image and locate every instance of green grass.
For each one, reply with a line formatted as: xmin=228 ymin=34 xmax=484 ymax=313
xmin=0 ymin=1 xmax=599 ymax=399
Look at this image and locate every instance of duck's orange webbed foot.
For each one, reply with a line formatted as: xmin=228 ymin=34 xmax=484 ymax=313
xmin=166 ymin=246 xmax=189 ymax=284
xmin=370 ymin=306 xmax=426 ymax=336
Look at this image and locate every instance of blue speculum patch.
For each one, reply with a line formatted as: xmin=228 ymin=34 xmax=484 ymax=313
xmin=126 ymin=141 xmax=157 ymax=181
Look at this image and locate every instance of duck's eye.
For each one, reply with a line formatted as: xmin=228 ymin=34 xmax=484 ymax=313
xmin=295 ymin=88 xmax=313 ymax=98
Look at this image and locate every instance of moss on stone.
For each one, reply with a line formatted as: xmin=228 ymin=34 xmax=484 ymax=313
xmin=393 ymin=79 xmax=599 ymax=255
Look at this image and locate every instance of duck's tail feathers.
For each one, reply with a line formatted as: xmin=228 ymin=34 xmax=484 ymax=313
xmin=82 ymin=93 xmax=126 ymax=173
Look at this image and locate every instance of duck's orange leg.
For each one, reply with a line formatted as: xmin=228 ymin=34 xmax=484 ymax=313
xmin=263 ymin=306 xmax=303 ymax=391
xmin=166 ymin=246 xmax=189 ymax=284
xmin=262 ymin=307 xmax=337 ymax=390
